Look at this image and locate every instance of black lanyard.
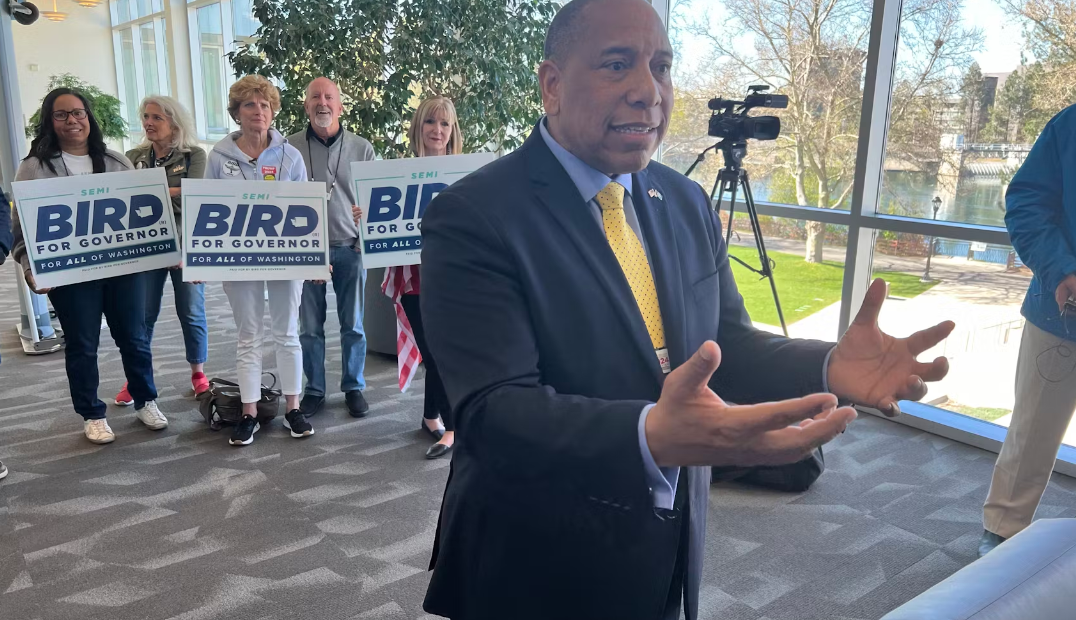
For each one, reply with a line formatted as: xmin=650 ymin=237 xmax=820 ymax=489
xmin=306 ymin=133 xmax=345 ymax=201
xmin=58 ymin=152 xmax=86 ymax=177
xmin=147 ymin=149 xmax=172 ymax=169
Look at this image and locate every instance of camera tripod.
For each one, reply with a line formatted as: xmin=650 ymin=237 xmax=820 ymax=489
xmin=684 ymin=139 xmax=788 ymax=336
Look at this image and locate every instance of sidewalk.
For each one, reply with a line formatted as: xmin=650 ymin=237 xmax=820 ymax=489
xmin=733 ymin=235 xmax=1031 ymax=414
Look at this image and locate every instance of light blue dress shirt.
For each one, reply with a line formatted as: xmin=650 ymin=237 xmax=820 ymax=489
xmin=539 ymin=120 xmax=680 ymax=509
xmin=538 ymin=120 xmax=839 ymax=511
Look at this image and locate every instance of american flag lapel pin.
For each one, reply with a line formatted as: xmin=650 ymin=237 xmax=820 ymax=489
xmin=648 ymin=188 xmax=664 ymax=201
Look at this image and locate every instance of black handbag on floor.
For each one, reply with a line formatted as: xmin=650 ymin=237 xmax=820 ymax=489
xmin=197 ymin=374 xmax=281 ymax=430
xmin=710 ymin=447 xmax=825 ymax=493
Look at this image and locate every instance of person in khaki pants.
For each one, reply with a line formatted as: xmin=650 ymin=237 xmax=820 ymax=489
xmin=981 ymin=103 xmax=1076 ymax=557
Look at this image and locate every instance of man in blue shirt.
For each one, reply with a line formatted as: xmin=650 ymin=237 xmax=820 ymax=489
xmin=0 ymin=184 xmax=13 ymax=481
xmin=981 ymin=104 xmax=1076 ymax=556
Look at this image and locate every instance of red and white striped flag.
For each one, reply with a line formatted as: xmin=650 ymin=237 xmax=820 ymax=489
xmin=382 ymin=265 xmax=422 ymax=392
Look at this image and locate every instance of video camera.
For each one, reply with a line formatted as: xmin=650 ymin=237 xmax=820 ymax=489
xmin=707 ymin=85 xmax=788 ymax=142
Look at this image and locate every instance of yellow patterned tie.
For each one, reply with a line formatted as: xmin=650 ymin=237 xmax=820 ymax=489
xmin=595 ymin=182 xmax=666 ymax=349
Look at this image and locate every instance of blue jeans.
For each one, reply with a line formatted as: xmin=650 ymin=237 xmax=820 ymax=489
xmin=48 ymin=272 xmax=158 ymax=420
xmin=300 ymin=245 xmax=367 ymax=396
xmin=145 ymin=268 xmax=208 ymax=365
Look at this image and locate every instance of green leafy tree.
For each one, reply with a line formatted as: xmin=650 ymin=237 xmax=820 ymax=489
xmin=980 ymin=66 xmax=1047 ymax=143
xmin=998 ymin=0 xmax=1076 ymax=133
xmin=25 ymin=73 xmax=128 ymax=141
xmin=958 ymin=62 xmax=989 ymax=143
xmin=230 ymin=0 xmax=557 ymax=158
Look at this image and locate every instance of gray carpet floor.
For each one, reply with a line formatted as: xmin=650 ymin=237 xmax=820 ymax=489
xmin=2 ymin=261 xmax=1076 ymax=620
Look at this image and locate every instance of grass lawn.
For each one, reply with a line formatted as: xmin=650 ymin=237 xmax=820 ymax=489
xmin=727 ymin=245 xmax=937 ymax=327
xmin=939 ymin=402 xmax=1012 ymax=423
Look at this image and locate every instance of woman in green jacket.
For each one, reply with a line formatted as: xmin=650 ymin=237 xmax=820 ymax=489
xmin=114 ymin=95 xmax=211 ymax=404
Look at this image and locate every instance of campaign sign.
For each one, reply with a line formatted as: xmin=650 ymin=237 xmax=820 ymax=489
xmin=181 ymin=179 xmax=329 ymax=281
xmin=352 ymin=152 xmax=496 ymax=268
xmin=12 ymin=169 xmax=180 ymax=288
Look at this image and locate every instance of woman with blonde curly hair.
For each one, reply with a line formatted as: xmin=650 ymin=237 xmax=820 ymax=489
xmin=204 ymin=75 xmax=312 ymax=446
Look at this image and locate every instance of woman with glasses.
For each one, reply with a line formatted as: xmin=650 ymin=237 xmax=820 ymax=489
xmin=112 ymin=96 xmax=210 ymax=406
xmin=11 ymin=88 xmax=166 ymax=445
xmin=204 ymin=75 xmax=311 ymax=446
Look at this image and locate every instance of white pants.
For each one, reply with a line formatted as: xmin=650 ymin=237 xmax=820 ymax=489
xmin=984 ymin=321 xmax=1076 ymax=538
xmin=223 ymin=280 xmax=303 ymax=403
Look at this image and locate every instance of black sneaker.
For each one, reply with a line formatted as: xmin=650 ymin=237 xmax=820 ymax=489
xmin=283 ymin=409 xmax=314 ymax=438
xmin=345 ymin=390 xmax=369 ymax=418
xmin=0 ymin=460 xmax=7 ymax=481
xmin=299 ymin=394 xmax=325 ymax=418
xmin=229 ymin=416 xmax=260 ymax=446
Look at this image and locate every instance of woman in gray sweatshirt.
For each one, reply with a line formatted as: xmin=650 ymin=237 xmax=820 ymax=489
xmin=203 ymin=75 xmax=312 ymax=447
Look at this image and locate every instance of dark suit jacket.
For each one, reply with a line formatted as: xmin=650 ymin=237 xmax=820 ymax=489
xmin=0 ymin=187 xmax=12 ymax=262
xmin=419 ymin=126 xmax=833 ymax=620
xmin=0 ymin=186 xmax=11 ymax=366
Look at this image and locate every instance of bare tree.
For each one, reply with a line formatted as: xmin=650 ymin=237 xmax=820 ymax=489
xmin=685 ymin=0 xmax=980 ymax=262
xmin=998 ymin=0 xmax=1076 ymax=125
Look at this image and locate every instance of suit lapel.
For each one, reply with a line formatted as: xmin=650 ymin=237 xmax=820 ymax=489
xmin=524 ymin=130 xmax=665 ymax=385
xmin=633 ymin=168 xmax=688 ymax=369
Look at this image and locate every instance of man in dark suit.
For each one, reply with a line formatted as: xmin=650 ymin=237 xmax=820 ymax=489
xmin=419 ymin=0 xmax=955 ymax=618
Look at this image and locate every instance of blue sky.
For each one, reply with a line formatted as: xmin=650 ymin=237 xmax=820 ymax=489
xmin=967 ymin=1 xmax=1029 ymax=73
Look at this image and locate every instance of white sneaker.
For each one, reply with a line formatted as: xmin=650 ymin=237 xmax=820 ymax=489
xmin=135 ymin=401 xmax=168 ymax=431
xmin=84 ymin=419 xmax=115 ymax=444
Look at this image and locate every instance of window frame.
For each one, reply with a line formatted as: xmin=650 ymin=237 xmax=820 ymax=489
xmin=662 ymin=0 xmax=1076 ymax=473
xmin=110 ymin=0 xmax=170 ymax=147
xmin=186 ymin=0 xmax=243 ymax=141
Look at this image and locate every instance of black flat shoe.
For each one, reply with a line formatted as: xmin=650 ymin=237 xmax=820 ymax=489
xmin=426 ymin=443 xmax=453 ymax=459
xmin=421 ymin=421 xmax=445 ymax=441
xmin=299 ymin=394 xmax=325 ymax=418
xmin=346 ymin=390 xmax=369 ymax=418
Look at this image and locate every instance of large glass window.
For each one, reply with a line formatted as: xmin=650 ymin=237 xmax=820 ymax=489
xmin=187 ymin=0 xmax=261 ymax=139
xmin=666 ymin=0 xmax=1076 ymax=468
xmin=231 ymin=0 xmax=258 ymax=39
xmin=111 ymin=0 xmax=168 ymax=145
xmin=870 ymin=232 xmax=1029 ymax=423
xmin=666 ymin=2 xmax=876 ymax=209
xmin=111 ymin=0 xmax=162 ymax=26
xmin=196 ymin=4 xmax=229 ymax=135
xmin=118 ymin=28 xmax=140 ymax=127
xmin=140 ymin=22 xmax=162 ymax=100
xmin=882 ymin=0 xmax=1069 ymax=227
xmin=666 ymin=1 xmax=874 ymax=265
xmin=724 ymin=216 xmax=851 ymax=342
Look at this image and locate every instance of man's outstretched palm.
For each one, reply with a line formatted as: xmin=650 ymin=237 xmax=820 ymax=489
xmin=827 ymin=278 xmax=955 ymax=416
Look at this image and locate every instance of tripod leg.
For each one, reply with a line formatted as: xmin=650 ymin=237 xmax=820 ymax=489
xmin=724 ymin=173 xmax=740 ymax=247
xmin=709 ymin=174 xmax=724 ymax=215
xmin=741 ymin=175 xmax=789 ymax=337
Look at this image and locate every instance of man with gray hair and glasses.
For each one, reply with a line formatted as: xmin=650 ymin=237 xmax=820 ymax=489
xmin=287 ymin=77 xmax=376 ymax=419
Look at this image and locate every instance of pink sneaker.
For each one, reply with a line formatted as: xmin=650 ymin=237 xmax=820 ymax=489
xmin=115 ymin=383 xmax=134 ymax=407
xmin=192 ymin=372 xmax=210 ymax=396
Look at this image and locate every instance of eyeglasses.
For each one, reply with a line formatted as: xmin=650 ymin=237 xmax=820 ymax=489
xmin=52 ymin=109 xmax=88 ymax=122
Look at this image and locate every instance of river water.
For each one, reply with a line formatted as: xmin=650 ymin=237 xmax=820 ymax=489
xmin=750 ymin=171 xmax=1007 ymax=228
